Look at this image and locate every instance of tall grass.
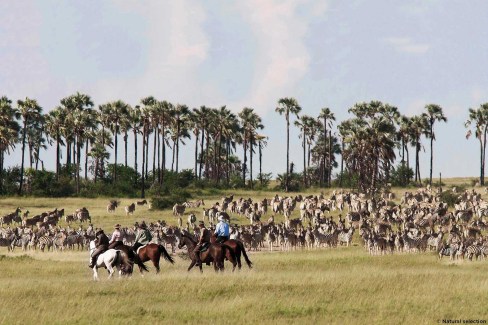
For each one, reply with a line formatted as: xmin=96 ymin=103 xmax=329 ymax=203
xmin=0 ymin=248 xmax=487 ymax=324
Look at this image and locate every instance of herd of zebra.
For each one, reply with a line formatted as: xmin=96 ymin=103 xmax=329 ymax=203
xmin=1 ymin=187 xmax=488 ymax=262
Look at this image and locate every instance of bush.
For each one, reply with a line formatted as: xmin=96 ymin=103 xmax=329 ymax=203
xmin=150 ymin=189 xmax=192 ymax=210
xmin=390 ymin=164 xmax=414 ymax=187
xmin=439 ymin=190 xmax=460 ymax=208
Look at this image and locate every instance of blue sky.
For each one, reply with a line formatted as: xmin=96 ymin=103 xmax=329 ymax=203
xmin=2 ymin=0 xmax=488 ymax=178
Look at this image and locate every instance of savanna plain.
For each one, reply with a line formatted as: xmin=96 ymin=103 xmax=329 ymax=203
xmin=1 ymin=182 xmax=487 ymax=325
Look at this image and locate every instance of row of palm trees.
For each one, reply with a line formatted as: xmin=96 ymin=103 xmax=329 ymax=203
xmin=0 ymin=93 xmax=274 ymax=195
xmin=4 ymin=92 xmax=488 ymax=195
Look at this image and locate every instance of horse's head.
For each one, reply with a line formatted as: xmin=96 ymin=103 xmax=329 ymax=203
xmin=178 ymin=235 xmax=186 ymax=249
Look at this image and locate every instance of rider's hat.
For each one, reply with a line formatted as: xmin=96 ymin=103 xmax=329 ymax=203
xmin=114 ymin=224 xmax=121 ymax=229
xmin=140 ymin=221 xmax=147 ymax=228
xmin=198 ymin=220 xmax=205 ymax=227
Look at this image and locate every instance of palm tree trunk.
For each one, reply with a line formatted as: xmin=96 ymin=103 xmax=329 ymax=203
xmin=340 ymin=139 xmax=344 ymax=188
xmin=56 ymin=134 xmax=60 ymax=179
xmin=161 ymin=120 xmax=166 ymax=185
xmin=286 ymin=111 xmax=290 ymax=192
xmin=114 ymin=127 xmax=118 ymax=183
xmin=250 ymin=136 xmax=253 ymax=189
xmin=302 ymin=129 xmax=306 ymax=187
xmin=18 ymin=122 xmax=27 ymax=195
xmin=243 ymin=135 xmax=247 ymax=185
xmin=259 ymin=141 xmax=263 ymax=186
xmin=124 ymin=131 xmax=128 ymax=168
xmin=141 ymin=126 xmax=146 ymax=198
xmin=145 ymin=132 xmax=149 ymax=180
xmin=205 ymin=131 xmax=210 ymax=178
xmin=157 ymin=128 xmax=161 ymax=183
xmin=85 ymin=139 xmax=89 ymax=180
xmin=226 ymin=139 xmax=230 ymax=185
xmin=199 ymin=127 xmax=204 ymax=179
xmin=328 ymin=130 xmax=332 ymax=187
xmin=176 ymin=121 xmax=180 ymax=173
xmin=194 ymin=130 xmax=199 ymax=178
xmin=217 ymin=130 xmax=222 ymax=182
xmin=153 ymin=126 xmax=157 ymax=182
xmin=482 ymin=126 xmax=487 ymax=186
xmin=76 ymin=137 xmax=81 ymax=193
xmin=134 ymin=129 xmax=138 ymax=186
xmin=429 ymin=121 xmax=433 ymax=186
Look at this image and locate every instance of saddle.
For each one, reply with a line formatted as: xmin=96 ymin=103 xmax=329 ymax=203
xmin=136 ymin=244 xmax=147 ymax=254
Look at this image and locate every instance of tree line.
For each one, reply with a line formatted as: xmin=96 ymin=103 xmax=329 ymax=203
xmin=1 ymin=93 xmax=486 ymax=197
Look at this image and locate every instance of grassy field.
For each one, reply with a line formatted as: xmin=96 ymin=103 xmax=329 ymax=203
xmin=1 ymin=246 xmax=488 ymax=324
xmin=1 ymin=181 xmax=488 ymax=324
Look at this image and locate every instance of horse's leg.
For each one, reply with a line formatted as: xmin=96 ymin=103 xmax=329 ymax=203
xmin=236 ymin=250 xmax=242 ymax=270
xmin=93 ymin=267 xmax=99 ymax=281
xmin=187 ymin=260 xmax=196 ymax=272
xmin=152 ymin=253 xmax=161 ymax=273
xmin=107 ymin=264 xmax=114 ymax=279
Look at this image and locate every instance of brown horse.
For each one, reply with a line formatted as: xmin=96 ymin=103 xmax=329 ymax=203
xmin=178 ymin=232 xmax=237 ymax=272
xmin=136 ymin=243 xmax=175 ymax=273
xmin=210 ymin=233 xmax=252 ymax=270
xmin=109 ymin=243 xmax=149 ymax=274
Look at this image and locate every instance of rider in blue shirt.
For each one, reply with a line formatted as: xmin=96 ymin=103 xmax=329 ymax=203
xmin=214 ymin=215 xmax=230 ymax=243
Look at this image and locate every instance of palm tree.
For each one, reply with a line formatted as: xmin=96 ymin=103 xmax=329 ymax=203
xmin=256 ymin=134 xmax=268 ymax=186
xmin=45 ymin=107 xmax=66 ymax=179
xmin=465 ymin=103 xmax=488 ymax=186
xmin=294 ymin=115 xmax=314 ymax=186
xmin=424 ymin=104 xmax=447 ymax=186
xmin=318 ymin=108 xmax=335 ymax=187
xmin=127 ymin=105 xmax=142 ymax=184
xmin=275 ymin=97 xmax=302 ymax=192
xmin=239 ymin=107 xmax=263 ymax=187
xmin=17 ymin=97 xmax=42 ymax=195
xmin=408 ymin=114 xmax=429 ymax=183
xmin=342 ymin=101 xmax=398 ymax=193
xmin=172 ymin=104 xmax=190 ymax=173
xmin=0 ymin=96 xmax=20 ymax=193
xmin=105 ymin=100 xmax=129 ymax=183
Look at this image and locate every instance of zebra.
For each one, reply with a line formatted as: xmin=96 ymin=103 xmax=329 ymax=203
xmin=38 ymin=235 xmax=54 ymax=252
xmin=465 ymin=244 xmax=483 ymax=261
xmin=338 ymin=227 xmax=354 ymax=247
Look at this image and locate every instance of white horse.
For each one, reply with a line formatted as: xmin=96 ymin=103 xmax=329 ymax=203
xmin=89 ymin=240 xmax=132 ymax=281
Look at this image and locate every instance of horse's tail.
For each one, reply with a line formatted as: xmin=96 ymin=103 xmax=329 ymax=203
xmin=116 ymin=251 xmax=133 ymax=274
xmin=237 ymin=240 xmax=253 ymax=269
xmin=158 ymin=245 xmax=175 ymax=264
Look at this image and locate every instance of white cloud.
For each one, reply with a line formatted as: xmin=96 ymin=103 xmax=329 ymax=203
xmin=82 ymin=1 xmax=210 ymax=107
xmin=384 ymin=37 xmax=430 ymax=54
xmin=233 ymin=0 xmax=318 ymax=115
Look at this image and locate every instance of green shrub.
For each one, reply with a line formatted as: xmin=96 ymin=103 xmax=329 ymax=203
xmin=150 ymin=189 xmax=192 ymax=210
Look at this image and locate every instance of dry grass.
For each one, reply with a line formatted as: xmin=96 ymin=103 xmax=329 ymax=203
xmin=1 ymin=248 xmax=488 ymax=324
xmin=1 ymin=180 xmax=488 ymax=324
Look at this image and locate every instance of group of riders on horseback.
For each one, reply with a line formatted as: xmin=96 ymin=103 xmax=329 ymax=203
xmin=89 ymin=216 xmax=236 ymax=270
xmin=88 ymin=221 xmax=152 ymax=268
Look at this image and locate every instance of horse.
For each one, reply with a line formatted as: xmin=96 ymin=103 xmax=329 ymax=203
xmin=210 ymin=233 xmax=252 ymax=270
xmin=178 ymin=232 xmax=237 ymax=273
xmin=108 ymin=243 xmax=149 ymax=274
xmin=88 ymin=240 xmax=132 ymax=281
xmin=133 ymin=243 xmax=175 ymax=273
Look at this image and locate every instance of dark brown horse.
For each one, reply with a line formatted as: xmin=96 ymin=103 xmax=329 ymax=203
xmin=178 ymin=233 xmax=237 ymax=272
xmin=210 ymin=233 xmax=252 ymax=270
xmin=109 ymin=243 xmax=149 ymax=274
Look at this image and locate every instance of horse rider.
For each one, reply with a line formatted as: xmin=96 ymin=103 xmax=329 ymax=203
xmin=194 ymin=221 xmax=211 ymax=266
xmin=215 ymin=215 xmax=230 ymax=243
xmin=88 ymin=228 xmax=109 ymax=268
xmin=108 ymin=224 xmax=123 ymax=249
xmin=132 ymin=221 xmax=152 ymax=256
